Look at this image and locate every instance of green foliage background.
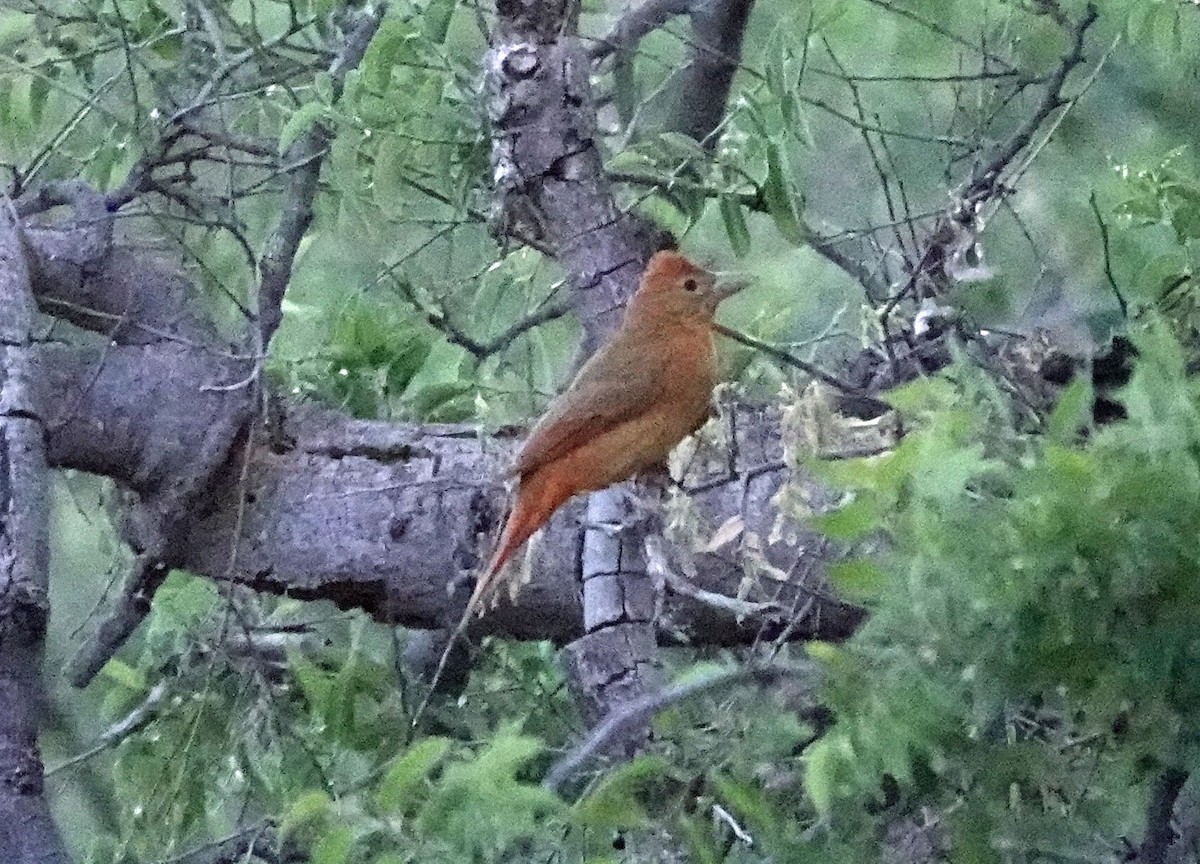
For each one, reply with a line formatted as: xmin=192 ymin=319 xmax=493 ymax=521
xmin=4 ymin=0 xmax=1200 ymax=861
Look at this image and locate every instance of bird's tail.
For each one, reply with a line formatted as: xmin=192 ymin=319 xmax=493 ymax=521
xmin=470 ymin=466 xmax=571 ymax=612
xmin=411 ymin=467 xmax=571 ymax=729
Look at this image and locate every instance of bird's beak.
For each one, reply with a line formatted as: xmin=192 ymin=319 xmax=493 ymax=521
xmin=714 ymin=275 xmax=748 ymax=301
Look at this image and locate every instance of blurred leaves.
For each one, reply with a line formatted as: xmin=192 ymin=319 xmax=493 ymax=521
xmin=801 ymin=319 xmax=1200 ymax=856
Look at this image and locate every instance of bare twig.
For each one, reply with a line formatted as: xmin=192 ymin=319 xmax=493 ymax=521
xmin=712 ymin=322 xmax=871 ymax=397
xmin=154 ymin=818 xmax=280 ymax=864
xmin=394 ymin=275 xmax=571 ymax=362
xmin=857 ymin=0 xmax=1017 ymax=71
xmin=879 ymin=3 xmax=1100 ymax=321
xmin=544 ymin=663 xmax=817 ymax=793
xmin=1090 ymin=191 xmax=1127 ymax=318
xmin=963 ymin=3 xmax=1098 ymax=205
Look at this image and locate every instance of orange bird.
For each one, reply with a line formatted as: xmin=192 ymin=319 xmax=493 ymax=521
xmin=472 ymin=249 xmax=740 ymax=612
xmin=414 ymin=250 xmax=739 ymax=720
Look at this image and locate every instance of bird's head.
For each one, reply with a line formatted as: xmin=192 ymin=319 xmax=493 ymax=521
xmin=630 ymin=251 xmax=743 ymax=321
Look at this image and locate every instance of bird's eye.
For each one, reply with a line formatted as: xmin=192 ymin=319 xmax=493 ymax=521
xmin=683 ymin=278 xmax=699 ymax=292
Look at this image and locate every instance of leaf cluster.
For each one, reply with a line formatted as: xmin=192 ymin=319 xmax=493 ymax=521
xmin=799 ymin=321 xmax=1200 ymax=859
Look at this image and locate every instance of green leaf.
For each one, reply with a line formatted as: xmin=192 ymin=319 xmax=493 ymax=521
xmin=279 ymin=102 xmax=327 ymax=155
xmin=288 ymin=650 xmax=332 ymax=715
xmin=99 ymin=658 xmax=147 ymax=691
xmin=371 ymin=855 xmax=406 ymax=864
xmin=374 ymin=737 xmax=451 ymax=815
xmin=312 ymin=825 xmax=354 ymax=864
xmin=0 ymin=11 xmax=34 ymax=50
xmin=677 ymin=813 xmax=723 ymax=864
xmin=572 ymin=756 xmax=672 ymax=829
xmin=657 ymin=131 xmax=708 ymax=168
xmin=280 ymin=790 xmax=334 ymax=841
xmin=371 ymin=134 xmax=407 ymax=216
xmin=802 ymin=732 xmax=848 ymax=817
xmin=362 ymin=18 xmax=417 ymax=93
xmin=28 ymin=72 xmax=50 ymax=127
xmin=788 ymin=101 xmax=815 ymax=148
xmin=719 ymin=194 xmax=751 ymax=257
xmin=422 ymin=0 xmax=456 ymax=44
xmin=1047 ymin=377 xmax=1093 ymax=442
xmin=810 ymin=495 xmax=879 ymax=541
xmin=314 ymin=71 xmax=335 ymax=104
xmin=763 ymin=137 xmax=808 ymax=245
xmin=404 ymin=380 xmax=473 ymax=419
xmin=883 ymin=374 xmax=959 ymax=415
xmin=419 ymin=729 xmax=562 ymax=856
xmin=711 ymin=773 xmax=780 ymax=847
xmin=826 ymin=559 xmax=887 ymax=601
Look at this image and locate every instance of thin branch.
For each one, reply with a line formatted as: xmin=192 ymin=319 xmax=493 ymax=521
xmin=856 ymin=0 xmax=1017 ymax=71
xmin=66 ymin=553 xmax=173 ymax=687
xmin=880 ymin=3 xmax=1100 ymax=321
xmin=963 ymin=3 xmax=1098 ymax=204
xmin=588 ymin=0 xmax=694 ymax=60
xmin=809 ymin=67 xmax=1028 ymax=84
xmin=800 ymin=94 xmax=970 ymax=146
xmin=46 ymin=681 xmax=168 ymax=777
xmin=544 ymin=663 xmax=817 ymax=793
xmin=712 ymin=322 xmax=876 ymax=399
xmin=256 ymin=4 xmax=387 ymax=348
xmin=1090 ymin=191 xmax=1127 ymax=318
xmin=155 ymin=819 xmax=280 ymax=864
xmin=395 ymin=276 xmax=572 ymax=361
xmin=662 ymin=0 xmax=758 ymax=149
xmin=821 ymin=37 xmax=913 ymax=269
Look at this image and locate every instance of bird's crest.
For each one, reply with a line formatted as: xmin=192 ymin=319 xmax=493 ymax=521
xmin=638 ymin=250 xmax=703 ymax=293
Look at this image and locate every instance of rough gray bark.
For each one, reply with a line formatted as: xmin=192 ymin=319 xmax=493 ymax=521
xmin=481 ymin=0 xmax=771 ymax=739
xmin=486 ymin=0 xmax=671 ymax=356
xmin=0 ymin=205 xmax=70 ymax=864
xmin=36 ymin=329 xmax=860 ymax=644
xmin=484 ymin=0 xmax=676 ymax=733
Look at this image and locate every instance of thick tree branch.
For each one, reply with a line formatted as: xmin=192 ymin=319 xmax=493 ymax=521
xmin=485 ymin=0 xmax=677 ymax=736
xmin=662 ymin=0 xmax=757 ymax=149
xmin=1139 ymin=768 xmax=1189 ymax=864
xmin=16 ymin=199 xmax=256 ymax=687
xmin=0 ymin=203 xmax=70 ymax=863
xmin=487 ymin=0 xmax=669 ymax=353
xmin=36 ymin=336 xmax=861 ymax=646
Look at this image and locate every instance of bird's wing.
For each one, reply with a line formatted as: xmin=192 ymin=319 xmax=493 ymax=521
xmin=511 ymin=328 xmax=666 ymax=478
